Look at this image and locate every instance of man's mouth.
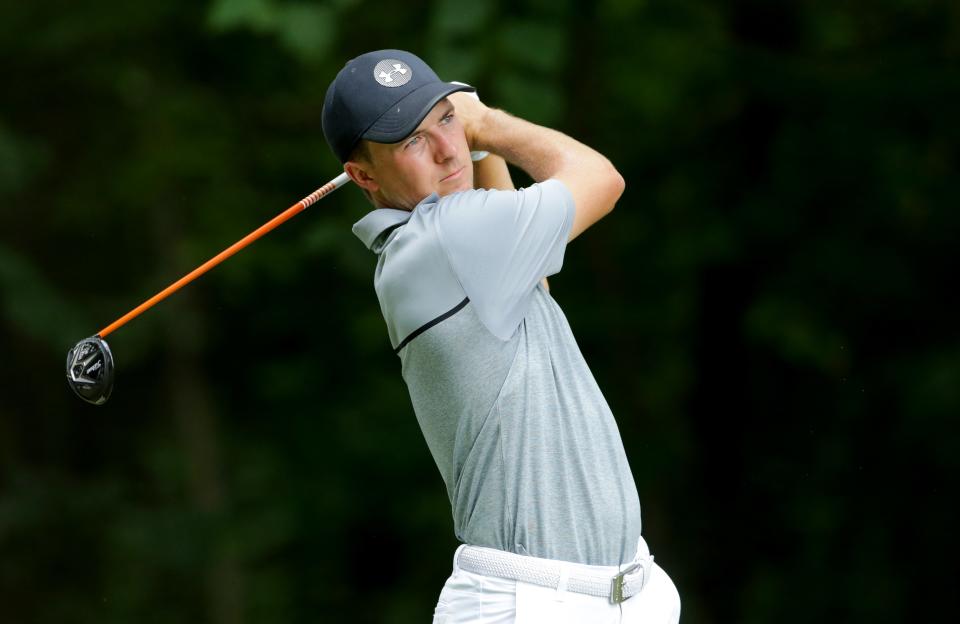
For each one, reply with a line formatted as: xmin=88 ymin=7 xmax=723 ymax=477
xmin=440 ymin=167 xmax=465 ymax=182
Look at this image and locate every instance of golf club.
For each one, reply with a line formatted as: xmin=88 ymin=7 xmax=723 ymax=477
xmin=66 ymin=172 xmax=352 ymax=405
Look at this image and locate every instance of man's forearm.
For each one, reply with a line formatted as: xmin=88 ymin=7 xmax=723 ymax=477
xmin=473 ymin=153 xmax=514 ymax=191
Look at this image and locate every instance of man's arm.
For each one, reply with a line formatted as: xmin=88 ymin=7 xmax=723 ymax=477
xmin=451 ymin=94 xmax=625 ymax=242
xmin=472 ymin=153 xmax=551 ymax=291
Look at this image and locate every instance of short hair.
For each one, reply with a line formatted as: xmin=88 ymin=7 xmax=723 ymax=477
xmin=348 ymin=139 xmax=373 ymax=165
xmin=347 ymin=140 xmax=376 ymax=205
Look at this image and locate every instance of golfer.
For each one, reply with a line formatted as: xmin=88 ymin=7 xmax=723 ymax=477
xmin=322 ymin=49 xmax=681 ymax=623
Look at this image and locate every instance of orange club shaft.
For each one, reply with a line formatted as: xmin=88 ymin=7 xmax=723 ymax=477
xmin=97 ymin=173 xmax=351 ymax=338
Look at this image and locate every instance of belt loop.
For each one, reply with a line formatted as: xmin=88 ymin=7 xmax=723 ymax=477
xmin=642 ymin=555 xmax=655 ymax=590
xmin=453 ymin=544 xmax=467 ymax=573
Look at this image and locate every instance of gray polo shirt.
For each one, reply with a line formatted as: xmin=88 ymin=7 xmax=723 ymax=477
xmin=353 ymin=180 xmax=641 ymax=566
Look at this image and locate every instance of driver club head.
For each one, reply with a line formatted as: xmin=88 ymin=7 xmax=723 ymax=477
xmin=66 ymin=335 xmax=115 ymax=405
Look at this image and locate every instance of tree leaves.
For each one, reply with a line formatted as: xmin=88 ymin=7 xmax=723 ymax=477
xmin=207 ymin=0 xmax=336 ymax=62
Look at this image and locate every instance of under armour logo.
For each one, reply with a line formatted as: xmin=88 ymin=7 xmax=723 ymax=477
xmin=374 ymin=59 xmax=413 ymax=87
xmin=380 ymin=64 xmax=407 ymax=82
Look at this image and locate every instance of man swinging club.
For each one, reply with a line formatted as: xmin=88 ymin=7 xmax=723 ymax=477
xmin=323 ymin=49 xmax=681 ymax=623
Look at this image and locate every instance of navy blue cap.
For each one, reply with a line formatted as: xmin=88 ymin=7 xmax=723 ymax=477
xmin=322 ymin=49 xmax=475 ymax=163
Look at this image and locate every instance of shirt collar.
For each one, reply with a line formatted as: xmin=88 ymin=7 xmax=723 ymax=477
xmin=351 ymin=193 xmax=440 ymax=252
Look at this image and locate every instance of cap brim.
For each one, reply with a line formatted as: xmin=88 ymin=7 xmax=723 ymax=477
xmin=362 ymin=82 xmax=475 ymax=144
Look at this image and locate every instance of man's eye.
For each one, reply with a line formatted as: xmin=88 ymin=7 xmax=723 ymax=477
xmin=405 ymin=135 xmax=422 ymax=149
xmin=440 ymin=113 xmax=454 ymax=124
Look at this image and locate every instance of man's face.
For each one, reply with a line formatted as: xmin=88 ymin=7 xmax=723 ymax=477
xmin=351 ymin=98 xmax=474 ymax=210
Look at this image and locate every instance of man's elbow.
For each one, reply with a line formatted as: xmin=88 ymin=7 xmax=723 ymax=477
xmin=603 ymin=163 xmax=625 ymax=215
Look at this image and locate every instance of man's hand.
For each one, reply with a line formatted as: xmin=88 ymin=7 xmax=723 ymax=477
xmin=449 ymin=91 xmax=490 ymax=152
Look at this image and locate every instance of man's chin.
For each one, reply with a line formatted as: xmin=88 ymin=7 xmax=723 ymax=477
xmin=437 ymin=178 xmax=474 ymax=197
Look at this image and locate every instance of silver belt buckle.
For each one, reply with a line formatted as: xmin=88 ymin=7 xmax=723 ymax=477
xmin=610 ymin=556 xmax=652 ymax=605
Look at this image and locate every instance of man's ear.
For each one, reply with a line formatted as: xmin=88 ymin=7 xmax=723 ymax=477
xmin=344 ymin=160 xmax=380 ymax=194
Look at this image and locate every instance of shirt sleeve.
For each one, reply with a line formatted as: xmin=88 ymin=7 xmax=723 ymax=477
xmin=435 ymin=179 xmax=575 ymax=340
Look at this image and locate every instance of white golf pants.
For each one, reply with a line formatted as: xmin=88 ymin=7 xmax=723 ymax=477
xmin=431 ymin=541 xmax=681 ymax=624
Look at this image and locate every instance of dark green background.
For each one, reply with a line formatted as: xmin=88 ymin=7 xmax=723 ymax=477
xmin=2 ymin=0 xmax=957 ymax=622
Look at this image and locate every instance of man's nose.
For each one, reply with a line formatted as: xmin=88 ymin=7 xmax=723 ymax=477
xmin=433 ymin=132 xmax=456 ymax=162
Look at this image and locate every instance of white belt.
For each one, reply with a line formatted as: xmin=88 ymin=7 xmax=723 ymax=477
xmin=456 ymin=545 xmax=655 ymax=605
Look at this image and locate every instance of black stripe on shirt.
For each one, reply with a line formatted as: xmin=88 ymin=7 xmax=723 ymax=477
xmin=394 ymin=297 xmax=470 ymax=354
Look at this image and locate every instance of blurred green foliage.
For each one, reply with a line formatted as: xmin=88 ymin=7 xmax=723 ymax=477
xmin=1 ymin=0 xmax=957 ymax=622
